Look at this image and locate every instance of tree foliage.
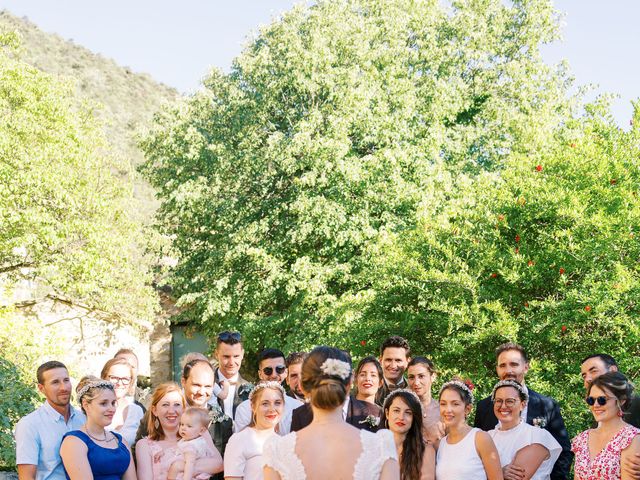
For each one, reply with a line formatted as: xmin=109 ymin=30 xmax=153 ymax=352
xmin=0 ymin=32 xmax=157 ymax=324
xmin=141 ymin=0 xmax=639 ymax=435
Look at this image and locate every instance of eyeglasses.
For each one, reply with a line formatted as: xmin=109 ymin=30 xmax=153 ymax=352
xmin=493 ymin=398 xmax=519 ymax=407
xmin=586 ymin=395 xmax=613 ymax=406
xmin=262 ymin=366 xmax=286 ymax=376
xmin=108 ymin=376 xmax=131 ymax=386
xmin=217 ymin=331 xmax=242 ymax=343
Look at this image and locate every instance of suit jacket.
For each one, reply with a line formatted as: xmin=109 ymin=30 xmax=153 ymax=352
xmin=212 ymin=369 xmax=251 ymax=480
xmin=291 ymin=395 xmax=383 ymax=432
xmin=474 ymin=388 xmax=573 ymax=480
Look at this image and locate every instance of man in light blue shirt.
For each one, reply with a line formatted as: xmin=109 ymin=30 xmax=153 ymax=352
xmin=14 ymin=361 xmax=85 ymax=480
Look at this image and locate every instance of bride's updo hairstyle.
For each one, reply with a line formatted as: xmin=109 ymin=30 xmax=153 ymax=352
xmin=302 ymin=346 xmax=353 ymax=410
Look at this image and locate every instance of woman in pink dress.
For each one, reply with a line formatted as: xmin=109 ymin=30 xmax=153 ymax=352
xmin=136 ymin=383 xmax=185 ymax=479
xmin=572 ymin=372 xmax=640 ymax=479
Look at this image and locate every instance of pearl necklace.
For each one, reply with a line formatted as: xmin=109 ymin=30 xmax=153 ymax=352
xmin=84 ymin=427 xmax=115 ymax=442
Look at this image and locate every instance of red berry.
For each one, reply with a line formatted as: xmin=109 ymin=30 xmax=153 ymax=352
xmin=527 ymin=260 xmax=534 ymax=266
xmin=524 ymin=301 xmax=529 ymax=307
xmin=559 ymin=268 xmax=565 ymax=275
xmin=610 ymin=179 xmax=617 ymax=185
xmin=535 ymin=165 xmax=543 ymax=172
xmin=584 ymin=305 xmax=591 ymax=312
xmin=491 ymin=273 xmax=498 ymax=278
xmin=570 ymin=143 xmax=576 ymax=148
xmin=561 ymin=325 xmax=567 ymax=332
xmin=515 ymin=247 xmax=520 ymax=254
xmin=498 ymin=214 xmax=505 ymax=221
xmin=360 ymin=340 xmax=366 ymax=346
xmin=515 ymin=234 xmax=521 ymax=243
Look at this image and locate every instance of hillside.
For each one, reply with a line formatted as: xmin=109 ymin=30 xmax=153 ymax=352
xmin=0 ymin=10 xmax=179 ymax=220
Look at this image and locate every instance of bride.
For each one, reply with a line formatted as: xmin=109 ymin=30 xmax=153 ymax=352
xmin=263 ymin=346 xmax=400 ymax=479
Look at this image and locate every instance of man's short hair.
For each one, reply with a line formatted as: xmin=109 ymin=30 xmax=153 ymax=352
xmin=286 ymin=352 xmax=307 ymax=367
xmin=114 ymin=348 xmax=138 ymax=360
xmin=182 ymin=358 xmax=214 ymax=380
xmin=216 ymin=331 xmax=242 ymax=347
xmin=380 ymin=336 xmax=411 ymax=357
xmin=581 ymin=353 xmax=618 ymax=369
xmin=495 ymin=342 xmax=529 ymax=363
xmin=258 ymin=348 xmax=286 ymax=365
xmin=37 ymin=361 xmax=67 ymax=385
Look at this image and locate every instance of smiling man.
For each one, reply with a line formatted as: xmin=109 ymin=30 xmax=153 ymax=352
xmin=15 ymin=361 xmax=85 ymax=480
xmin=233 ymin=348 xmax=303 ymax=434
xmin=474 ymin=342 xmax=572 ymax=480
xmin=375 ymin=335 xmax=411 ymax=405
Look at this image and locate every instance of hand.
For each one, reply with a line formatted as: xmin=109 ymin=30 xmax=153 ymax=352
xmin=623 ymin=452 xmax=640 ymax=479
xmin=436 ymin=421 xmax=446 ymax=439
xmin=503 ymin=463 xmax=525 ymax=480
xmin=218 ymin=380 xmax=230 ymax=400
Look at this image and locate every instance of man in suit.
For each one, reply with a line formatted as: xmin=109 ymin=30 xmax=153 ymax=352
xmin=474 ymin=342 xmax=572 ymax=480
xmin=210 ymin=331 xmax=251 ymax=420
xmin=234 ymin=348 xmax=303 ymax=434
xmin=285 ymin=351 xmax=307 ymax=401
xmin=375 ymin=335 xmax=411 ymax=406
xmin=581 ymin=353 xmax=640 ymax=479
xmin=291 ymin=394 xmax=382 ymax=432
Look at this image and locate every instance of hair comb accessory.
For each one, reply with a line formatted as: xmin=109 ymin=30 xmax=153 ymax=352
xmin=490 ymin=379 xmax=529 ymax=402
xmin=319 ymin=358 xmax=352 ymax=380
xmin=383 ymin=388 xmax=423 ymax=414
xmin=77 ymin=380 xmax=114 ymax=402
xmin=439 ymin=379 xmax=475 ymax=404
xmin=248 ymin=380 xmax=286 ymax=401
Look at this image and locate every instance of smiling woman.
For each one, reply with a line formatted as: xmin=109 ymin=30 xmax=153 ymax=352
xmin=60 ymin=376 xmax=136 ymax=480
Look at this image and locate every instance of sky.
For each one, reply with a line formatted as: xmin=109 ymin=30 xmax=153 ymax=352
xmin=1 ymin=0 xmax=638 ymax=126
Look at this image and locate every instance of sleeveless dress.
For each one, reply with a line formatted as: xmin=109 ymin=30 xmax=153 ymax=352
xmin=572 ymin=424 xmax=640 ymax=479
xmin=489 ymin=421 xmax=561 ymax=480
xmin=436 ymin=428 xmax=487 ymax=480
xmin=263 ymin=428 xmax=397 ymax=479
xmin=62 ymin=430 xmax=130 ymax=480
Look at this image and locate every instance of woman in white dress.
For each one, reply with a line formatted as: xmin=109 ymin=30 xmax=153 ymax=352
xmin=101 ymin=357 xmax=145 ymax=446
xmin=435 ymin=379 xmax=503 ymax=480
xmin=263 ymin=346 xmax=399 ymax=480
xmin=224 ymin=381 xmax=285 ymax=479
xmin=488 ymin=380 xmax=561 ymax=480
xmin=383 ymin=389 xmax=435 ymax=480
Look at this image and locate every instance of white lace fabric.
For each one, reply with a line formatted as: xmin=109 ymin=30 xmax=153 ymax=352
xmin=263 ymin=428 xmax=397 ymax=479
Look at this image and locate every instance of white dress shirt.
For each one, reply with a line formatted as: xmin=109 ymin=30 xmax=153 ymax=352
xmin=209 ymin=370 xmax=239 ymax=418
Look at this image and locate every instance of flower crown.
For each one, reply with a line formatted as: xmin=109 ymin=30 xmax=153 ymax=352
xmin=319 ymin=358 xmax=351 ymax=380
xmin=77 ymin=380 xmax=114 ymax=402
xmin=248 ymin=380 xmax=286 ymax=401
xmin=383 ymin=388 xmax=423 ymax=414
xmin=491 ymin=380 xmax=529 ymax=402
xmin=439 ymin=379 xmax=475 ymax=404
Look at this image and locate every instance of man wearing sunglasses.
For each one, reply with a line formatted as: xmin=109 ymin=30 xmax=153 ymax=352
xmin=580 ymin=353 xmax=640 ymax=479
xmin=474 ymin=342 xmax=572 ymax=480
xmin=233 ymin=348 xmax=303 ymax=434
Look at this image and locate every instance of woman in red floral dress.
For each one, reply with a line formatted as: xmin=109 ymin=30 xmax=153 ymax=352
xmin=572 ymin=372 xmax=640 ymax=479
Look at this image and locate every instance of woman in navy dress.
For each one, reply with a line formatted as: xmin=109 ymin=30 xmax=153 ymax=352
xmin=60 ymin=376 xmax=136 ymax=480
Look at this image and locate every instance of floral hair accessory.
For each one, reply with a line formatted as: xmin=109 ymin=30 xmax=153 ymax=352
xmin=248 ymin=381 xmax=286 ymax=401
xmin=319 ymin=358 xmax=352 ymax=380
xmin=490 ymin=379 xmax=529 ymax=402
xmin=77 ymin=381 xmax=114 ymax=402
xmin=383 ymin=388 xmax=423 ymax=414
xmin=439 ymin=380 xmax=475 ymax=404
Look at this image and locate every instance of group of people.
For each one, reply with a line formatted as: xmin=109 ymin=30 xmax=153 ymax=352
xmin=13 ymin=333 xmax=640 ymax=479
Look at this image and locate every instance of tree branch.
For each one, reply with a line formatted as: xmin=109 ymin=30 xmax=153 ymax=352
xmin=0 ymin=262 xmax=34 ymax=274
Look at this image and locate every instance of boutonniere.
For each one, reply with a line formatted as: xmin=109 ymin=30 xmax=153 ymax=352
xmin=359 ymin=415 xmax=380 ymax=428
xmin=532 ymin=416 xmax=547 ymax=428
xmin=209 ymin=404 xmax=231 ymax=424
xmin=238 ymin=383 xmax=254 ymax=398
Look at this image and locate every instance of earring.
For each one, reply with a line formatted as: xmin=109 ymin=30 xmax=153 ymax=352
xmin=154 ymin=417 xmax=160 ymax=429
xmin=618 ymin=410 xmax=624 ymax=417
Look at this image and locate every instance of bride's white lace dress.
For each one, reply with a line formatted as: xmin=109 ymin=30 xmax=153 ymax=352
xmin=263 ymin=428 xmax=397 ymax=479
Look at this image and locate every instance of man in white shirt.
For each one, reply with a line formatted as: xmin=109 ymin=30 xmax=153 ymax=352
xmin=15 ymin=361 xmax=85 ymax=480
xmin=234 ymin=349 xmax=303 ymax=435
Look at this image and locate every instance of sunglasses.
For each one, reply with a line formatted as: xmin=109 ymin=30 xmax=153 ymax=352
xmin=585 ymin=395 xmax=612 ymax=406
xmin=217 ymin=331 xmax=242 ymax=343
xmin=262 ymin=365 xmax=286 ymax=376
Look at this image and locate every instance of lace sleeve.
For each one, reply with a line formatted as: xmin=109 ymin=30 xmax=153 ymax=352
xmin=263 ymin=433 xmax=303 ymax=480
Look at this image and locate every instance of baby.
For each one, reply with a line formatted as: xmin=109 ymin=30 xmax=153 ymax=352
xmin=168 ymin=407 xmax=215 ymax=480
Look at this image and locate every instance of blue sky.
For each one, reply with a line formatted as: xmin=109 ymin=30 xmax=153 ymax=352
xmin=1 ymin=0 xmax=638 ymax=125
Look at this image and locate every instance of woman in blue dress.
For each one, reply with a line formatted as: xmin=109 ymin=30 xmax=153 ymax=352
xmin=60 ymin=376 xmax=136 ymax=480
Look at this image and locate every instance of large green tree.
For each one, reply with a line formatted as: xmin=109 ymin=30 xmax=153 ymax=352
xmin=0 ymin=32 xmax=156 ymax=324
xmin=142 ymin=0 xmax=570 ymax=347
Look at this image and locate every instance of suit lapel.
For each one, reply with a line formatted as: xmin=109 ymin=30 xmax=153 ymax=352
xmin=526 ymin=389 xmax=541 ymax=424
